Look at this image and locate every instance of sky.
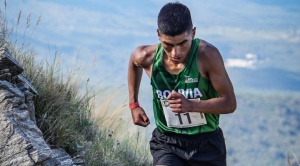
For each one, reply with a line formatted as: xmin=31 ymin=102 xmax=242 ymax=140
xmin=2 ymin=0 xmax=300 ymax=89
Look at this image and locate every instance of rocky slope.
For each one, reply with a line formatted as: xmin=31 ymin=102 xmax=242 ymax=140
xmin=0 ymin=47 xmax=75 ymax=166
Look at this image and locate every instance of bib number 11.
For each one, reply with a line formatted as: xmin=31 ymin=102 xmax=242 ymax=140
xmin=160 ymin=99 xmax=207 ymax=128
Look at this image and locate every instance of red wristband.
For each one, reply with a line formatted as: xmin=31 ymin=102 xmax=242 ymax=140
xmin=129 ymin=102 xmax=140 ymax=109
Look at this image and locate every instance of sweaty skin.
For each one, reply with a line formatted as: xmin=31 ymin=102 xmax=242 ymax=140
xmin=128 ymin=29 xmax=236 ymax=127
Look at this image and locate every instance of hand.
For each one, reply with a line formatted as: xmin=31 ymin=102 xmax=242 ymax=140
xmin=167 ymin=90 xmax=191 ymax=113
xmin=130 ymin=107 xmax=150 ymax=127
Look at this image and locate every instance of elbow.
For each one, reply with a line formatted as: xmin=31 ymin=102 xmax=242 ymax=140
xmin=225 ymin=98 xmax=237 ymax=114
xmin=227 ymin=104 xmax=236 ymax=114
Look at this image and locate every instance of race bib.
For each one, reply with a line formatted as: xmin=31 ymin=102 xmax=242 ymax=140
xmin=160 ymin=99 xmax=207 ymax=128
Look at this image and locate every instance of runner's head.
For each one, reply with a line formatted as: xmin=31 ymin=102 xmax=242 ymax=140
xmin=157 ymin=2 xmax=193 ymax=37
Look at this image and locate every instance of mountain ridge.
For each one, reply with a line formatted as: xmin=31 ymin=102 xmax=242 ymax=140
xmin=228 ymin=67 xmax=300 ymax=91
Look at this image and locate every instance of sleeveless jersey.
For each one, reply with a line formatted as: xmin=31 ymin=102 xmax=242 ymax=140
xmin=150 ymin=38 xmax=220 ymax=135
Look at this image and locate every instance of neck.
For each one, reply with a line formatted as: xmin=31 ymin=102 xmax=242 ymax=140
xmin=163 ymin=53 xmax=186 ymax=74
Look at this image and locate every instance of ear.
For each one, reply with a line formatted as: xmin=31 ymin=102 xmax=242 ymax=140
xmin=192 ymin=27 xmax=196 ymax=39
xmin=157 ymin=29 xmax=161 ymax=37
xmin=157 ymin=29 xmax=162 ymax=41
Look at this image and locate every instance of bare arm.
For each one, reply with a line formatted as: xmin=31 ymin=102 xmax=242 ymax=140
xmin=194 ymin=43 xmax=236 ymax=114
xmin=128 ymin=51 xmax=143 ymax=105
xmin=127 ymin=45 xmax=155 ymax=126
xmin=168 ymin=42 xmax=236 ymax=114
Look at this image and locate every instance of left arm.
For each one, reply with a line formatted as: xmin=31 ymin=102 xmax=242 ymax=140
xmin=168 ymin=43 xmax=236 ymax=114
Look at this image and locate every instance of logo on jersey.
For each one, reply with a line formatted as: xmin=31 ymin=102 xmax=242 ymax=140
xmin=156 ymin=88 xmax=202 ymax=99
xmin=185 ymin=76 xmax=198 ymax=83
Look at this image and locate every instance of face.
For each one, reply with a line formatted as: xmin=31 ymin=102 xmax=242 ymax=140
xmin=158 ymin=28 xmax=196 ymax=64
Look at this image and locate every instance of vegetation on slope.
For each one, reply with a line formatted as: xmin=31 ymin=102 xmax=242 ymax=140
xmin=0 ymin=3 xmax=152 ymax=166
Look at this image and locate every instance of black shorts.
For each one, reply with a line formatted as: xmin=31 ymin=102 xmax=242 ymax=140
xmin=149 ymin=128 xmax=227 ymax=166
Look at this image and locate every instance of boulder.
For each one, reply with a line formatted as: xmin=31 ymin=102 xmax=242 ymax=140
xmin=0 ymin=47 xmax=75 ymax=166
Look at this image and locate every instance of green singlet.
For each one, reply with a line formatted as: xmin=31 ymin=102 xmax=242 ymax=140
xmin=150 ymin=38 xmax=220 ymax=135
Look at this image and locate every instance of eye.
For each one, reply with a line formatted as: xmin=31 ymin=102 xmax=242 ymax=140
xmin=162 ymin=43 xmax=173 ymax=51
xmin=163 ymin=46 xmax=172 ymax=52
xmin=178 ymin=41 xmax=187 ymax=46
xmin=165 ymin=43 xmax=173 ymax=47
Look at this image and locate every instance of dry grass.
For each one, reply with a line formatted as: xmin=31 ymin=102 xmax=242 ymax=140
xmin=288 ymin=152 xmax=300 ymax=166
xmin=1 ymin=2 xmax=152 ymax=165
xmin=85 ymin=86 xmax=152 ymax=165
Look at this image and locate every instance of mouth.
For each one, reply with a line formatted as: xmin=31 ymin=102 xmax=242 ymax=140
xmin=172 ymin=56 xmax=181 ymax=62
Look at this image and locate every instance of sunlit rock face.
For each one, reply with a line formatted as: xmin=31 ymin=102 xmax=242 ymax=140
xmin=0 ymin=47 xmax=74 ymax=166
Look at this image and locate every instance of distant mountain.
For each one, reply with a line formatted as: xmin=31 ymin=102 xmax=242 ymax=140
xmin=227 ymin=67 xmax=300 ymax=91
xmin=221 ymin=90 xmax=300 ymax=165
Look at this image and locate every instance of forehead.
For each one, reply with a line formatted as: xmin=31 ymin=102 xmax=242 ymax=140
xmin=159 ymin=31 xmax=192 ymax=44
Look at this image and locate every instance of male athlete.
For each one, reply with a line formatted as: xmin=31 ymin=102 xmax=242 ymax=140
xmin=128 ymin=2 xmax=236 ymax=165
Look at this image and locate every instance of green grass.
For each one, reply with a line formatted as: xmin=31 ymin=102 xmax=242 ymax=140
xmin=0 ymin=4 xmax=152 ymax=165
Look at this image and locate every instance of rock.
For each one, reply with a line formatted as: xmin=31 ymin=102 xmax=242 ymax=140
xmin=0 ymin=47 xmax=23 ymax=76
xmin=0 ymin=47 xmax=76 ymax=166
xmin=43 ymin=148 xmax=74 ymax=166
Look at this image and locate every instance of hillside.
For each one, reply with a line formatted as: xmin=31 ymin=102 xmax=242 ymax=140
xmin=228 ymin=68 xmax=300 ymax=91
xmin=221 ymin=90 xmax=300 ymax=165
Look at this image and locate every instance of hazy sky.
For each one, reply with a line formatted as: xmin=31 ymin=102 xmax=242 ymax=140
xmin=2 ymin=0 xmax=300 ymax=88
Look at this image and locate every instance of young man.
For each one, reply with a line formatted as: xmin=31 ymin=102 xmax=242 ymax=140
xmin=128 ymin=2 xmax=236 ymax=166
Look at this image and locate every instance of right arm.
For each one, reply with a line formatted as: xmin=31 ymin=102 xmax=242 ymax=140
xmin=127 ymin=45 xmax=156 ymax=127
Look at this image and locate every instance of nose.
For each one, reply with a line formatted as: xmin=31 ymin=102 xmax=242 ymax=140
xmin=171 ymin=46 xmax=180 ymax=57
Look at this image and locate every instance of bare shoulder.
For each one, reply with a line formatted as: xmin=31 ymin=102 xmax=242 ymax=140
xmin=131 ymin=44 xmax=157 ymax=68
xmin=198 ymin=39 xmax=225 ymax=79
xmin=198 ymin=39 xmax=221 ymax=60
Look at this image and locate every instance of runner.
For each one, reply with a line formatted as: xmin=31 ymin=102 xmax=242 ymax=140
xmin=127 ymin=2 xmax=236 ymax=165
